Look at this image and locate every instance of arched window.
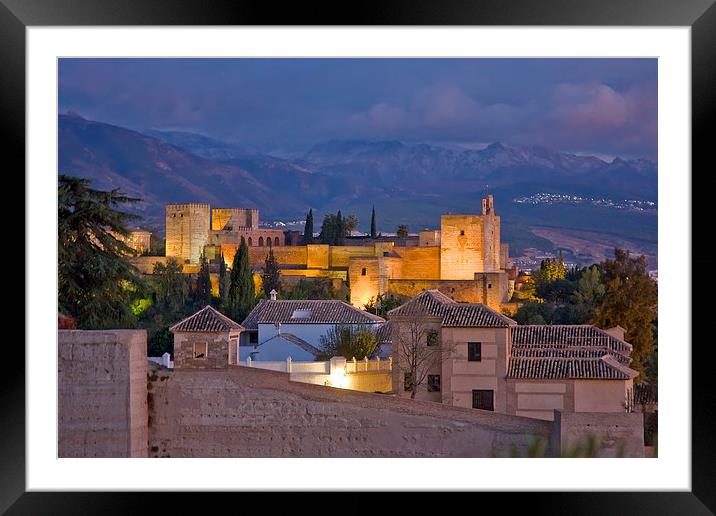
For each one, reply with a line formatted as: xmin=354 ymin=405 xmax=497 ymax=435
xmin=361 ymin=268 xmax=367 ymax=276
xmin=248 ymin=237 xmax=252 ymax=246
xmin=274 ymin=237 xmax=280 ymax=246
xmin=258 ymin=237 xmax=264 ymax=247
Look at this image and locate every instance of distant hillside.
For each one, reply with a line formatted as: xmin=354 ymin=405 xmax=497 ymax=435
xmin=58 ymin=114 xmax=309 ymax=228
xmin=58 ymin=115 xmax=657 ymax=259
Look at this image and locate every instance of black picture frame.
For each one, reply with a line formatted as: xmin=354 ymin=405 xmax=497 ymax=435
xmin=5 ymin=0 xmax=712 ymax=512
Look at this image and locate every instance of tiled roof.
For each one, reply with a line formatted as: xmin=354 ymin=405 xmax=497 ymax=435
xmin=387 ymin=290 xmax=515 ymax=328
xmin=508 ymin=355 xmax=638 ymax=380
xmin=170 ymin=305 xmax=244 ymax=333
xmin=508 ymin=325 xmax=637 ymax=380
xmin=511 ymin=346 xmax=631 ymax=365
xmin=511 ymin=325 xmax=633 ymax=355
xmin=241 ymin=299 xmax=385 ymax=330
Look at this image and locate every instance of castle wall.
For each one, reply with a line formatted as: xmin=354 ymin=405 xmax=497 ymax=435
xmin=349 ymin=257 xmax=381 ymax=308
xmin=166 ymin=203 xmax=211 ymax=264
xmin=211 ymin=208 xmax=259 ymax=230
xmin=58 ymin=330 xmax=148 ymax=457
xmin=394 ymin=247 xmax=440 ymax=280
xmin=147 ymin=365 xmax=555 ymax=457
xmin=386 ymin=273 xmax=509 ymax=310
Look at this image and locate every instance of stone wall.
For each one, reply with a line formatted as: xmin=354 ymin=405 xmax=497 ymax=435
xmin=58 ymin=330 xmax=148 ymax=457
xmin=551 ymin=410 xmax=644 ymax=457
xmin=147 ymin=365 xmax=554 ymax=458
xmin=58 ymin=330 xmax=646 ymax=459
xmin=386 ymin=275 xmax=509 ymax=308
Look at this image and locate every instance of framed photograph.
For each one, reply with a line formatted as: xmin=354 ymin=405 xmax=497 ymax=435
xmin=7 ymin=0 xmax=712 ymax=511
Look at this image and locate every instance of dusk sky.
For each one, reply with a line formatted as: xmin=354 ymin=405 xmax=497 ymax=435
xmin=59 ymin=58 xmax=657 ymax=160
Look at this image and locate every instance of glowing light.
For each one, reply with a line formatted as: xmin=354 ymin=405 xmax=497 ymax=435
xmin=330 ymin=366 xmax=349 ymax=389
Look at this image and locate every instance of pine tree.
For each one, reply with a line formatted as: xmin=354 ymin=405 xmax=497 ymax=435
xmin=370 ymin=206 xmax=377 ymax=238
xmin=195 ymin=251 xmax=212 ymax=307
xmin=262 ymin=243 xmax=281 ymax=297
xmin=58 ymin=174 xmax=145 ymax=329
xmin=303 ymin=208 xmax=313 ymax=245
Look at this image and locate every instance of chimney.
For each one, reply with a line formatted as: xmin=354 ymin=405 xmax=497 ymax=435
xmin=270 ymin=289 xmax=277 ymax=301
xmin=604 ymin=325 xmax=626 ymax=341
xmin=487 ymin=194 xmax=494 ymax=215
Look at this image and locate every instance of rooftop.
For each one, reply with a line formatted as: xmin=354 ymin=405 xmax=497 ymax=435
xmin=387 ymin=290 xmax=516 ymax=328
xmin=169 ymin=305 xmax=244 ymax=333
xmin=241 ymin=299 xmax=385 ymax=329
xmin=509 ymin=325 xmax=637 ymax=380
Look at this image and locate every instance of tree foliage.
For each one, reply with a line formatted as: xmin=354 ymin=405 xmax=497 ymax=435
xmin=370 ymin=206 xmax=377 ymax=238
xmin=303 ymin=208 xmax=314 ymax=245
xmin=261 ymin=244 xmax=282 ymax=297
xmin=363 ymin=293 xmax=407 ymax=318
xmin=592 ymin=249 xmax=657 ymax=379
xmin=396 ymin=224 xmax=409 ymax=238
xmin=319 ymin=210 xmax=357 ymax=245
xmin=316 ymin=324 xmax=379 ymax=361
xmin=227 ymin=237 xmax=255 ymax=322
xmin=58 ymin=174 xmax=145 ymax=329
xmin=195 ymin=251 xmax=213 ymax=307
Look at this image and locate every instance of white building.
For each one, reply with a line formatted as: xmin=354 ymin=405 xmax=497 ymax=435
xmin=240 ymin=294 xmax=386 ymax=361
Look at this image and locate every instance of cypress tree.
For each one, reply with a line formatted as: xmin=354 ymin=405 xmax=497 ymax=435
xmin=303 ymin=208 xmax=314 ymax=245
xmin=336 ymin=210 xmax=345 ymax=246
xmin=218 ymin=251 xmax=229 ymax=310
xmin=262 ymin=243 xmax=281 ymax=297
xmin=196 ymin=251 xmax=212 ymax=307
xmin=228 ymin=237 xmax=255 ymax=322
xmin=370 ymin=206 xmax=377 ymax=238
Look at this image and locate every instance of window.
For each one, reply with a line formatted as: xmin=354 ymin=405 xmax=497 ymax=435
xmin=468 ymin=342 xmax=482 ymax=361
xmin=248 ymin=237 xmax=252 ymax=246
xmin=488 ymin=283 xmax=492 ymax=289
xmin=460 ymin=230 xmax=465 ymax=236
xmin=426 ymin=330 xmax=439 ymax=347
xmin=249 ymin=332 xmax=258 ymax=344
xmin=291 ymin=309 xmax=311 ymax=319
xmin=427 ymin=375 xmax=441 ymax=392
xmin=258 ymin=237 xmax=264 ymax=247
xmin=361 ymin=268 xmax=367 ymax=276
xmin=193 ymin=342 xmax=208 ymax=359
xmin=472 ymin=389 xmax=494 ymax=411
xmin=404 ymin=373 xmax=414 ymax=391
xmin=274 ymin=237 xmax=280 ymax=246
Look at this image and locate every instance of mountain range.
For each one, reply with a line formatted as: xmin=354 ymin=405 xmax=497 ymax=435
xmin=58 ymin=113 xmax=657 ymax=258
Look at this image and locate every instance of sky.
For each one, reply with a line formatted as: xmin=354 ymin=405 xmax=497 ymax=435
xmin=58 ymin=58 xmax=657 ymax=160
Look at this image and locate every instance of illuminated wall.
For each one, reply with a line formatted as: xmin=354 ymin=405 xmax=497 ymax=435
xmin=165 ymin=203 xmax=211 ymax=264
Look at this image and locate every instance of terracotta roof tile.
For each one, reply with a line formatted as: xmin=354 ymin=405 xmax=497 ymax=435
xmin=509 ymin=325 xmax=637 ymax=380
xmin=387 ymin=290 xmax=515 ymax=328
xmin=170 ymin=305 xmax=244 ymax=333
xmin=241 ymin=299 xmax=385 ymax=330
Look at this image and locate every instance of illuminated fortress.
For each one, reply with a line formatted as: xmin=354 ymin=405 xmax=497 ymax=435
xmin=163 ymin=195 xmax=515 ymax=311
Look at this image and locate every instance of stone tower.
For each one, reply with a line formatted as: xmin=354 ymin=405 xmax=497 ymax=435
xmin=439 ymin=195 xmax=501 ymax=280
xmin=165 ymin=203 xmax=211 ymax=264
xmin=211 ymin=208 xmax=259 ymax=231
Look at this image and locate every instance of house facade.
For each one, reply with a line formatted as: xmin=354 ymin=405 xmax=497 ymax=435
xmin=388 ymin=290 xmax=638 ymax=420
xmin=169 ymin=305 xmax=244 ymax=369
xmin=240 ymin=295 xmax=386 ymax=361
